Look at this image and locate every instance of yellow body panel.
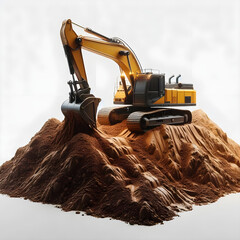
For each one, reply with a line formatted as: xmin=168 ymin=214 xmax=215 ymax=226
xmin=114 ymin=85 xmax=126 ymax=103
xmin=154 ymin=89 xmax=196 ymax=105
xmin=172 ymin=90 xmax=177 ymax=104
xmin=154 ymin=96 xmax=165 ymax=104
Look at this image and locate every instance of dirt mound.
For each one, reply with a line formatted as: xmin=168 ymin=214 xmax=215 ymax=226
xmin=0 ymin=109 xmax=240 ymax=225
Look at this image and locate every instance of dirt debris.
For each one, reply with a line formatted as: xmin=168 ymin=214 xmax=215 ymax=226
xmin=0 ymin=109 xmax=240 ymax=225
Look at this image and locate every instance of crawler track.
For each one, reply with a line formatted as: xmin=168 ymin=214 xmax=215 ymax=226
xmin=98 ymin=106 xmax=192 ymax=132
xmin=127 ymin=108 xmax=192 ymax=132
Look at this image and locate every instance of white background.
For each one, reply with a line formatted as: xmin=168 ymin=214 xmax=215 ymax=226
xmin=0 ymin=0 xmax=239 ymax=239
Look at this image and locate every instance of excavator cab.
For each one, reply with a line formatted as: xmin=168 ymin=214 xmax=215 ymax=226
xmin=133 ymin=73 xmax=165 ymax=106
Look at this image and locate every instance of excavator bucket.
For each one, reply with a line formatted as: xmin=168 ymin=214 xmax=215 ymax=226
xmin=61 ymin=96 xmax=101 ymax=128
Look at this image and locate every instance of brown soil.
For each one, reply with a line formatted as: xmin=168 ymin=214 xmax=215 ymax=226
xmin=0 ymin=109 xmax=240 ymax=225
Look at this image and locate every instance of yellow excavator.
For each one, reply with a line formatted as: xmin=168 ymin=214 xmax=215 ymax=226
xmin=60 ymin=19 xmax=196 ymax=132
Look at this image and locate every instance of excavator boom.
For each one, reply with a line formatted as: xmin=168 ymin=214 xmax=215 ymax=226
xmin=61 ymin=19 xmax=141 ymax=91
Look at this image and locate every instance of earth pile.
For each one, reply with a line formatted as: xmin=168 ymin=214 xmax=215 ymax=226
xmin=0 ymin=109 xmax=239 ymax=225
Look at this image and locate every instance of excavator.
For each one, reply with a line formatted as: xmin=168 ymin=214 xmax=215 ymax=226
xmin=60 ymin=19 xmax=196 ymax=132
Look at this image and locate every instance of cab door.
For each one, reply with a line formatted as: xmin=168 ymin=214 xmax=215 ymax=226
xmin=147 ymin=74 xmax=165 ymax=105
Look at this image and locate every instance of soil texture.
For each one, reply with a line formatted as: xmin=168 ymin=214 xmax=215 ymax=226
xmin=0 ymin=109 xmax=239 ymax=225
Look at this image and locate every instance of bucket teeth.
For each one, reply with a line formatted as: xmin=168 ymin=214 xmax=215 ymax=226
xmin=61 ymin=96 xmax=101 ymax=128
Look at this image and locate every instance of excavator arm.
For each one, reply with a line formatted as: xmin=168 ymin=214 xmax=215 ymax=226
xmin=61 ymin=19 xmax=141 ymax=96
xmin=60 ymin=19 xmax=142 ymax=128
xmin=60 ymin=20 xmax=87 ymax=82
